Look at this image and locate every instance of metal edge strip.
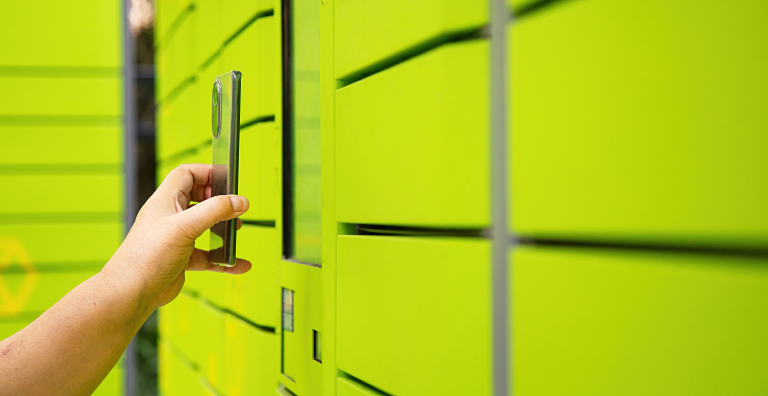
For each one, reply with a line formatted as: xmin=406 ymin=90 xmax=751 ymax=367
xmin=122 ymin=0 xmax=139 ymax=394
xmin=491 ymin=0 xmax=511 ymax=395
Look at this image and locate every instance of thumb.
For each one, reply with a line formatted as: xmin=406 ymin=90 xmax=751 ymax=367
xmin=174 ymin=195 xmax=249 ymax=237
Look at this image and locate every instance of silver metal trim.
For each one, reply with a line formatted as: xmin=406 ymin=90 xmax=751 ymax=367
xmin=121 ymin=0 xmax=138 ymax=394
xmin=491 ymin=0 xmax=511 ymax=395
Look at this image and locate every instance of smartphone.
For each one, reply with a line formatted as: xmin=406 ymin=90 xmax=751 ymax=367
xmin=209 ymin=71 xmax=242 ymax=266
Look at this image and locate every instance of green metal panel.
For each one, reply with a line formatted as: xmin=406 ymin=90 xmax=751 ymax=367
xmin=156 ymin=0 xmax=192 ymax=48
xmin=0 ymin=320 xmax=27 ymax=340
xmin=239 ymin=122 xmax=280 ymax=222
xmin=229 ymin=226 xmax=279 ymax=328
xmin=199 ymin=299 xmax=227 ymax=394
xmin=336 ymin=235 xmax=491 ymax=395
xmin=1 ymin=127 xmax=121 ymax=166
xmin=219 ymin=16 xmax=279 ymax=124
xmin=513 ymin=246 xmax=768 ymax=395
xmin=278 ymin=261 xmax=323 ymax=396
xmin=336 ymin=40 xmax=489 ymax=228
xmin=220 ymin=0 xmax=275 ymax=44
xmin=337 ymin=378 xmax=379 ymax=396
xmin=334 ymin=0 xmax=486 ymax=79
xmin=0 ymin=0 xmax=120 ymax=69
xmin=0 ymin=174 xmax=122 ymax=216
xmin=0 ymin=77 xmax=121 ymax=118
xmin=159 ymin=292 xmax=197 ymax=361
xmin=92 ymin=367 xmax=123 ymax=396
xmin=157 ymin=83 xmax=209 ymax=163
xmin=194 ymin=0 xmax=226 ymax=69
xmin=156 ymin=9 xmax=197 ymax=103
xmin=510 ymin=0 xmax=768 ymax=247
xmin=0 ymin=270 xmax=96 ymax=317
xmin=288 ymin=0 xmax=323 ymax=264
xmin=0 ymin=224 xmax=122 ymax=267
xmin=224 ymin=314 xmax=279 ymax=396
xmin=159 ymin=342 xmax=206 ymax=396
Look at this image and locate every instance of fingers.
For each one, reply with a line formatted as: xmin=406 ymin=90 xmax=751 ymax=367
xmin=174 ymin=195 xmax=249 ymax=237
xmin=187 ymin=249 xmax=252 ymax=274
xmin=159 ymin=164 xmax=212 ymax=200
xmin=236 ymin=218 xmax=243 ymax=230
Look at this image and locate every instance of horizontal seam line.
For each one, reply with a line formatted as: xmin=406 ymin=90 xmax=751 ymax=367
xmin=517 ymin=237 xmax=768 ymax=258
xmin=336 ymin=26 xmax=487 ymax=88
xmin=352 ymin=223 xmax=491 ymax=238
xmin=338 ymin=370 xmax=394 ymax=396
xmin=512 ymin=0 xmax=577 ymax=19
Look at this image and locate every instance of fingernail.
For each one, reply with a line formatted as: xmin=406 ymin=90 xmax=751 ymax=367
xmin=230 ymin=196 xmax=245 ymax=211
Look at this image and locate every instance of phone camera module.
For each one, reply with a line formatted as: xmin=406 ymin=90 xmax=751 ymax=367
xmin=212 ymin=80 xmax=222 ymax=138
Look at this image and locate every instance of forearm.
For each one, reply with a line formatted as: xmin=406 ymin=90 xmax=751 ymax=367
xmin=0 ymin=271 xmax=153 ymax=396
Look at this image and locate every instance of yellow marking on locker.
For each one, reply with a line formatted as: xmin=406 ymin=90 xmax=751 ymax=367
xmin=0 ymin=238 xmax=40 ymax=317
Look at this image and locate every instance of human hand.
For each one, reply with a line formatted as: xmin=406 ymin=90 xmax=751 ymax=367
xmin=101 ymin=164 xmax=252 ymax=311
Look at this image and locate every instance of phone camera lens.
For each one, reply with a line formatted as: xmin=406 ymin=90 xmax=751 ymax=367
xmin=212 ymin=80 xmax=222 ymax=138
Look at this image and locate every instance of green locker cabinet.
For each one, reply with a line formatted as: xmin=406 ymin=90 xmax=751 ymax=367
xmin=228 ymin=226 xmax=280 ymax=328
xmin=0 ymin=0 xmax=120 ymax=68
xmin=0 ymin=224 xmax=121 ymax=268
xmin=513 ymin=246 xmax=768 ymax=395
xmin=278 ymin=261 xmax=324 ymax=396
xmin=336 ymin=40 xmax=489 ymax=228
xmin=334 ymin=0 xmax=486 ymax=79
xmin=0 ymin=77 xmax=121 ymax=118
xmin=198 ymin=299 xmax=227 ymax=394
xmin=220 ymin=0 xmax=275 ymax=41
xmin=224 ymin=313 xmax=279 ymax=396
xmin=159 ymin=342 xmax=205 ymax=396
xmin=238 ymin=122 xmax=280 ymax=222
xmin=219 ymin=15 xmax=279 ymax=124
xmin=0 ymin=174 xmax=122 ymax=217
xmin=336 ymin=235 xmax=492 ymax=395
xmin=510 ymin=0 xmax=768 ymax=247
xmin=1 ymin=126 xmax=121 ymax=166
xmin=156 ymin=6 xmax=197 ymax=103
xmin=337 ymin=378 xmax=379 ymax=396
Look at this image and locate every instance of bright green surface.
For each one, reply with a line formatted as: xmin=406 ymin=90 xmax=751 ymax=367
xmin=158 ymin=83 xmax=210 ymax=163
xmin=289 ymin=0 xmax=322 ymax=264
xmin=155 ymin=0 xmax=187 ymax=46
xmin=514 ymin=246 xmax=768 ymax=395
xmin=239 ymin=123 xmax=280 ymax=222
xmin=334 ymin=0 xmax=486 ymax=79
xmin=0 ymin=270 xmax=96 ymax=317
xmin=219 ymin=16 xmax=279 ymax=123
xmin=0 ymin=224 xmax=122 ymax=266
xmin=0 ymin=174 xmax=122 ymax=215
xmin=199 ymin=300 xmax=227 ymax=394
xmin=159 ymin=292 xmax=197 ymax=361
xmin=336 ymin=40 xmax=489 ymax=228
xmin=336 ymin=235 xmax=491 ymax=395
xmin=278 ymin=261 xmax=323 ymax=396
xmin=193 ymin=0 xmax=226 ymax=68
xmin=160 ymin=342 xmax=205 ymax=396
xmin=220 ymin=0 xmax=275 ymax=42
xmin=337 ymin=378 xmax=377 ymax=396
xmin=224 ymin=314 xmax=279 ymax=396
xmin=0 ymin=1 xmax=120 ymax=69
xmin=156 ymin=9 xmax=196 ymax=103
xmin=0 ymin=320 xmax=27 ymax=340
xmin=511 ymin=0 xmax=768 ymax=247
xmin=0 ymin=77 xmax=121 ymax=118
xmin=1 ymin=127 xmax=121 ymax=166
xmin=229 ymin=226 xmax=279 ymax=327
xmin=92 ymin=367 xmax=123 ymax=396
